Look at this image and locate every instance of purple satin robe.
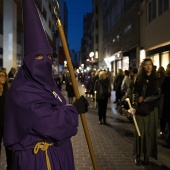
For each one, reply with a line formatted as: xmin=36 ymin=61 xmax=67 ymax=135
xmin=4 ymin=0 xmax=79 ymax=169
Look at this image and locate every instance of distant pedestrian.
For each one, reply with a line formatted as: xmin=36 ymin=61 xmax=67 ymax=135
xmin=8 ymin=67 xmax=16 ymax=85
xmin=54 ymin=73 xmax=62 ymax=91
xmin=94 ymin=71 xmax=111 ymax=124
xmin=113 ymin=69 xmax=124 ymax=104
xmin=66 ymin=73 xmax=75 ymax=104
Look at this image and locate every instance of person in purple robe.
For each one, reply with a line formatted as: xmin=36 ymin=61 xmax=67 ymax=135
xmin=4 ymin=0 xmax=88 ymax=170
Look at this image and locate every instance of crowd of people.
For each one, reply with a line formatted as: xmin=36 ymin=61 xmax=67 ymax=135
xmin=76 ymin=59 xmax=170 ymax=166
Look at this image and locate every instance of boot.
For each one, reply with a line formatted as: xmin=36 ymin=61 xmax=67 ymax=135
xmin=135 ymin=155 xmax=142 ymax=165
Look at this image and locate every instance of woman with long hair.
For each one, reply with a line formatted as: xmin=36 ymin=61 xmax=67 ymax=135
xmin=132 ymin=58 xmax=161 ymax=165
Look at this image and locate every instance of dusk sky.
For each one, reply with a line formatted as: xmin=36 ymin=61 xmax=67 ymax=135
xmin=65 ymin=0 xmax=92 ymax=52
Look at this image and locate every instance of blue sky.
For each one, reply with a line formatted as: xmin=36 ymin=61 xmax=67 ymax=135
xmin=65 ymin=0 xmax=92 ymax=52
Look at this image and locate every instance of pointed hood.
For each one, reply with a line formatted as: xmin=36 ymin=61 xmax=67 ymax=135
xmin=4 ymin=0 xmax=67 ymax=146
xmin=23 ymin=0 xmax=51 ymax=55
xmin=22 ymin=0 xmax=55 ymax=92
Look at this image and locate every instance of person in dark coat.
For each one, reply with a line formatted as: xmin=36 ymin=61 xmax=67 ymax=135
xmin=4 ymin=0 xmax=88 ymax=170
xmin=7 ymin=67 xmax=16 ymax=85
xmin=0 ymin=70 xmax=13 ymax=170
xmin=161 ymin=63 xmax=170 ymax=148
xmin=87 ymin=71 xmax=96 ymax=101
xmin=66 ymin=72 xmax=75 ymax=104
xmin=94 ymin=71 xmax=111 ymax=124
xmin=156 ymin=66 xmax=166 ymax=138
xmin=113 ymin=69 xmax=124 ymax=104
xmin=132 ymin=58 xmax=161 ymax=165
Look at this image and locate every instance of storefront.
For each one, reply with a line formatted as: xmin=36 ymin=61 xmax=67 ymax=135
xmin=147 ymin=44 xmax=170 ymax=70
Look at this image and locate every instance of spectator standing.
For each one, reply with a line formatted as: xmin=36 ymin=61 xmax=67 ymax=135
xmin=87 ymin=71 xmax=96 ymax=101
xmin=54 ymin=73 xmax=62 ymax=91
xmin=121 ymin=70 xmax=131 ymax=97
xmin=156 ymin=66 xmax=166 ymax=138
xmin=0 ymin=70 xmax=13 ymax=170
xmin=113 ymin=69 xmax=124 ymax=104
xmin=160 ymin=63 xmax=170 ymax=148
xmin=8 ymin=67 xmax=16 ymax=85
xmin=66 ymin=73 xmax=75 ymax=104
xmin=132 ymin=58 xmax=161 ymax=165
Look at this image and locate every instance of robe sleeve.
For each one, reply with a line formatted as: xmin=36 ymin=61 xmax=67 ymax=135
xmin=32 ymin=103 xmax=79 ymax=142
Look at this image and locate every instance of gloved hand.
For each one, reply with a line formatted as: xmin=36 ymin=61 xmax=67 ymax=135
xmin=73 ymin=95 xmax=89 ymax=114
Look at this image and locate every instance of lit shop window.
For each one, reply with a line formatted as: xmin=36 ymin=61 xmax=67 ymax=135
xmin=161 ymin=52 xmax=169 ymax=70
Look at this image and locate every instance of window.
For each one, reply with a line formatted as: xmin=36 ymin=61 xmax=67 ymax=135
xmin=164 ymin=0 xmax=169 ymax=11
xmin=161 ymin=52 xmax=169 ymax=69
xmin=42 ymin=6 xmax=47 ymax=21
xmin=152 ymin=0 xmax=156 ymax=20
xmin=95 ymin=34 xmax=98 ymax=43
xmin=158 ymin=0 xmax=169 ymax=16
xmin=159 ymin=0 xmax=163 ymax=15
xmin=148 ymin=1 xmax=152 ymax=22
xmin=49 ymin=20 xmax=51 ymax=29
xmin=147 ymin=0 xmax=157 ymax=23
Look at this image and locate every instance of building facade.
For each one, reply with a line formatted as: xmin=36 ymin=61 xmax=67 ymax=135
xmin=80 ymin=13 xmax=93 ymax=68
xmin=0 ymin=0 xmax=68 ymax=74
xmin=92 ymin=0 xmax=103 ymax=69
xmin=140 ymin=0 xmax=170 ymax=70
xmin=102 ymin=0 xmax=140 ymax=73
xmin=84 ymin=0 xmax=170 ymax=73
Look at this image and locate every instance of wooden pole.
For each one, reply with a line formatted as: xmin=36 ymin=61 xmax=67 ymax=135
xmin=56 ymin=18 xmax=98 ymax=170
xmin=125 ymin=98 xmax=141 ymax=137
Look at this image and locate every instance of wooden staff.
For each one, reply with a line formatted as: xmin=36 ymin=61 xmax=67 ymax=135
xmin=52 ymin=2 xmax=98 ymax=169
xmin=125 ymin=98 xmax=141 ymax=137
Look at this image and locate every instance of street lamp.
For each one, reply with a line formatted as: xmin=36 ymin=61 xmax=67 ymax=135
xmin=64 ymin=60 xmax=67 ymax=69
xmin=81 ymin=63 xmax=84 ymax=69
xmin=89 ymin=52 xmax=94 ymax=58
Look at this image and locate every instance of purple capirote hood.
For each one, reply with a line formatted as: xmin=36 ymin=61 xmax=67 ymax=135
xmin=3 ymin=0 xmax=69 ymax=146
xmin=23 ymin=0 xmax=51 ymax=56
xmin=22 ymin=0 xmax=55 ymax=92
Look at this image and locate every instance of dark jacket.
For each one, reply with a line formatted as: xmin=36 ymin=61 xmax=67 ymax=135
xmin=94 ymin=78 xmax=110 ymax=100
xmin=132 ymin=74 xmax=161 ymax=111
xmin=113 ymin=74 xmax=124 ymax=91
xmin=161 ymin=75 xmax=170 ymax=120
xmin=0 ymin=88 xmax=8 ymax=127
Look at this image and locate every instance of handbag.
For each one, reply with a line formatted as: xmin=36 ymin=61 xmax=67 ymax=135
xmin=136 ymin=102 xmax=150 ymax=116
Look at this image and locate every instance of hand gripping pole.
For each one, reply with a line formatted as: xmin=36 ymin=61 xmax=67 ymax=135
xmin=125 ymin=98 xmax=141 ymax=137
xmin=52 ymin=1 xmax=98 ymax=169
